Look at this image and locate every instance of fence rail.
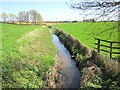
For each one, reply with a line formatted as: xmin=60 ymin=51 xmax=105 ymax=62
xmin=94 ymin=38 xmax=120 ymax=58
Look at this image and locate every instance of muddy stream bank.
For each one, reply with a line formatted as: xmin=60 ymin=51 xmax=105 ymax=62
xmin=50 ymin=29 xmax=80 ymax=88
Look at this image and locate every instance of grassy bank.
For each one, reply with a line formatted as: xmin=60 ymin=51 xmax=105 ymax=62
xmin=2 ymin=24 xmax=57 ymax=88
xmin=54 ymin=22 xmax=119 ymax=58
xmin=53 ymin=27 xmax=120 ymax=89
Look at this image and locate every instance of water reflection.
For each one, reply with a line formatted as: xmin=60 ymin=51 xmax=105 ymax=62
xmin=50 ymin=29 xmax=80 ymax=88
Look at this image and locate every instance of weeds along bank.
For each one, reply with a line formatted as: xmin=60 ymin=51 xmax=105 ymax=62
xmin=2 ymin=24 xmax=59 ymax=88
xmin=53 ymin=27 xmax=120 ymax=88
xmin=54 ymin=22 xmax=119 ymax=58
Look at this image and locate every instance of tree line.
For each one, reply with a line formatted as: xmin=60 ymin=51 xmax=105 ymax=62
xmin=1 ymin=10 xmax=42 ymax=25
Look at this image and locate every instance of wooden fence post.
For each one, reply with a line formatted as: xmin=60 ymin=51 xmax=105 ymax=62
xmin=110 ymin=42 xmax=112 ymax=58
xmin=98 ymin=39 xmax=100 ymax=53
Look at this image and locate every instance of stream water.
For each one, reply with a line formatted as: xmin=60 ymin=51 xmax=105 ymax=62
xmin=50 ymin=29 xmax=80 ymax=88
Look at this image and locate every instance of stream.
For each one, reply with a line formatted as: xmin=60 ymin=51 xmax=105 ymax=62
xmin=50 ymin=29 xmax=80 ymax=88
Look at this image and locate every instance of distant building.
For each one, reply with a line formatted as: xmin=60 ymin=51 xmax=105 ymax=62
xmin=44 ymin=21 xmax=56 ymax=23
xmin=72 ymin=21 xmax=78 ymax=23
xmin=62 ymin=21 xmax=68 ymax=23
xmin=83 ymin=19 xmax=95 ymax=22
xmin=58 ymin=21 xmax=70 ymax=23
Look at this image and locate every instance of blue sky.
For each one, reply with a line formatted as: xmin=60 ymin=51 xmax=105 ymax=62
xmin=0 ymin=0 xmax=118 ymax=21
xmin=0 ymin=0 xmax=83 ymax=21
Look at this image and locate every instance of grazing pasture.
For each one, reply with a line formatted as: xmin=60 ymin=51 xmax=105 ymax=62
xmin=2 ymin=24 xmax=57 ymax=88
xmin=54 ymin=22 xmax=119 ymax=58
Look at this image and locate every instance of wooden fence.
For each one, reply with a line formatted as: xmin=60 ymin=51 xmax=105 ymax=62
xmin=94 ymin=38 xmax=120 ymax=58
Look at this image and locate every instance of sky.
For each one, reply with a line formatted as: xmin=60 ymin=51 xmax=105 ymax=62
xmin=0 ymin=0 xmax=118 ymax=21
xmin=0 ymin=0 xmax=83 ymax=21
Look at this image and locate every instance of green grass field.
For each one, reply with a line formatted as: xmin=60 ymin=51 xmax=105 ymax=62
xmin=54 ymin=22 xmax=119 ymax=58
xmin=2 ymin=24 xmax=57 ymax=88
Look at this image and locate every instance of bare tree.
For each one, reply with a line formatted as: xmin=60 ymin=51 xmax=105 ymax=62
xmin=37 ymin=14 xmax=42 ymax=24
xmin=67 ymin=0 xmax=120 ymax=40
xmin=18 ymin=12 xmax=23 ymax=24
xmin=23 ymin=11 xmax=28 ymax=23
xmin=1 ymin=12 xmax=8 ymax=23
xmin=68 ymin=0 xmax=119 ymax=21
xmin=1 ymin=10 xmax=42 ymax=25
xmin=29 ymin=10 xmax=39 ymax=25
xmin=18 ymin=11 xmax=29 ymax=24
xmin=8 ymin=14 xmax=16 ymax=24
xmin=26 ymin=12 xmax=29 ymax=25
